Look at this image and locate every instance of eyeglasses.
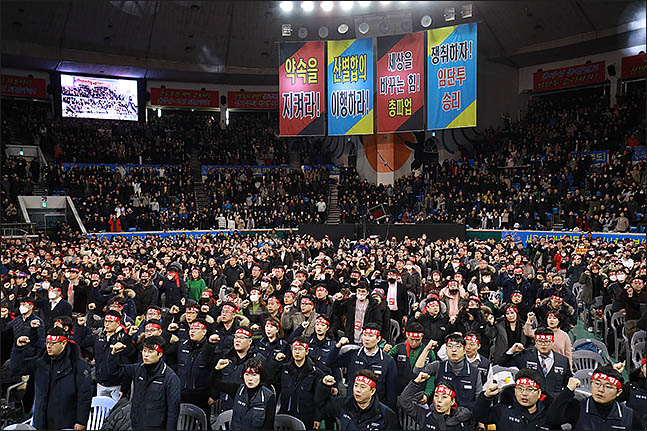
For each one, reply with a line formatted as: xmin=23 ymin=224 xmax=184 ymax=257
xmin=515 ymin=386 xmax=539 ymax=395
xmin=591 ymin=380 xmax=618 ymax=391
xmin=46 ymin=341 xmax=64 ymax=347
xmin=234 ymin=335 xmax=251 ymax=341
xmin=535 ymin=340 xmax=553 ymax=345
xmin=446 ymin=343 xmax=464 ymax=351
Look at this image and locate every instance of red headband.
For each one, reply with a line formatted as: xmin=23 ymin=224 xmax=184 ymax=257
xmin=516 ymin=378 xmax=540 ymax=390
xmin=355 ymin=375 xmax=377 ymax=389
xmin=147 ymin=344 xmax=164 ymax=354
xmin=186 ymin=306 xmax=199 ymax=313
xmin=46 ymin=335 xmax=68 ymax=343
xmin=406 ymin=332 xmax=424 ymax=339
xmin=146 ymin=323 xmax=162 ymax=331
xmin=301 ymin=298 xmax=314 ymax=307
xmin=265 ymin=319 xmax=280 ymax=328
xmin=465 ymin=335 xmax=480 ymax=345
xmin=592 ymin=373 xmax=622 ymax=389
xmin=551 ymin=295 xmax=563 ymax=302
xmin=105 ymin=314 xmax=121 ymax=322
xmin=148 ymin=308 xmax=162 ymax=316
xmin=235 ymin=328 xmax=253 ymax=338
xmin=268 ymin=297 xmax=281 ymax=304
xmin=190 ymin=321 xmax=206 ymax=330
xmin=292 ymin=341 xmax=309 ymax=350
xmin=642 ymin=358 xmax=646 ymax=365
xmin=222 ymin=304 xmax=237 ymax=313
xmin=435 ymin=385 xmax=456 ymax=399
xmin=506 ymin=306 xmax=519 ymax=314
xmin=315 ymin=316 xmax=330 ymax=326
xmin=244 ymin=367 xmax=259 ymax=375
xmin=316 ymin=285 xmax=328 ymax=292
xmin=363 ymin=328 xmax=380 ymax=336
xmin=535 ymin=334 xmax=554 ymax=342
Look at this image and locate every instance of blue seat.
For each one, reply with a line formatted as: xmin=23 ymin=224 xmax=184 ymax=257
xmin=553 ymin=207 xmax=559 ymax=214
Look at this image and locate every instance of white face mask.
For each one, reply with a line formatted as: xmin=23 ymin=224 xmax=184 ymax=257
xmin=452 ymin=263 xmax=460 ymax=269
xmin=19 ymin=305 xmax=30 ymax=314
xmin=48 ymin=291 xmax=58 ymax=300
xmin=357 ymin=294 xmax=367 ymax=302
xmin=406 ymin=265 xmax=413 ymax=271
xmin=167 ymin=274 xmax=175 ymax=280
xmin=261 ymin=281 xmax=269 ymax=288
xmin=249 ymin=294 xmax=259 ymax=303
xmin=291 ymin=286 xmax=300 ymax=293
xmin=483 ymin=276 xmax=491 ymax=283
xmin=617 ymin=274 xmax=626 ymax=282
xmin=610 ymin=275 xmax=617 ymax=281
xmin=42 ymin=281 xmax=50 ymax=289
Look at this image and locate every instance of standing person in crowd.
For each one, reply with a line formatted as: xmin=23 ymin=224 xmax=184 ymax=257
xmin=524 ymin=310 xmax=573 ymax=367
xmin=384 ymin=322 xmax=435 ymax=397
xmin=211 ymin=358 xmax=276 ymax=431
xmin=463 ymin=331 xmax=493 ymax=388
xmin=336 ymin=285 xmax=382 ymax=345
xmin=497 ymin=327 xmax=572 ymax=399
xmin=474 ymin=369 xmax=551 ymax=431
xmin=413 ymin=333 xmax=482 ymax=409
xmin=186 ymin=267 xmax=207 ymax=302
xmin=489 ymin=303 xmax=530 ymax=362
xmin=399 ymin=371 xmax=476 ymax=430
xmin=316 ymin=370 xmax=401 ymax=431
xmin=11 ymin=327 xmax=93 ymax=431
xmin=109 ymin=336 xmax=181 ymax=431
xmin=0 ymin=296 xmax=45 ymax=356
xmin=547 ymin=366 xmax=644 ymax=430
xmin=626 ymin=355 xmax=647 ymax=427
xmin=36 ymin=285 xmax=72 ymax=329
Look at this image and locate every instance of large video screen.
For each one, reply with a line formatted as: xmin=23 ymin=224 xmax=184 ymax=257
xmin=60 ymin=74 xmax=138 ymax=121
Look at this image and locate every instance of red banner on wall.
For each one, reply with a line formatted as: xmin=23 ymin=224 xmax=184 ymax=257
xmin=533 ymin=61 xmax=606 ymax=92
xmin=621 ymin=53 xmax=647 ymax=79
xmin=1 ymin=74 xmax=47 ymax=99
xmin=279 ymin=41 xmax=325 ymax=136
xmin=376 ymin=32 xmax=424 ymax=133
xmin=228 ymin=91 xmax=279 ymax=109
xmin=150 ymin=88 xmax=219 ymax=108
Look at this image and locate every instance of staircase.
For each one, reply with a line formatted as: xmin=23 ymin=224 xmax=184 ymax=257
xmin=189 ymin=153 xmax=209 ymax=211
xmin=326 ymin=178 xmax=341 ymax=224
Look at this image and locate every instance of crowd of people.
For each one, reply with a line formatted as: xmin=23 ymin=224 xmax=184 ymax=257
xmin=61 ymin=84 xmax=137 ymax=120
xmin=0 ymin=231 xmax=645 ymax=430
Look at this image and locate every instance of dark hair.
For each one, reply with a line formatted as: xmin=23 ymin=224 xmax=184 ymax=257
xmin=514 ymin=368 xmax=544 ymax=393
xmin=147 ymin=305 xmax=162 ymax=313
xmin=363 ymin=322 xmax=382 ymax=333
xmin=534 ymin=327 xmax=555 ymax=337
xmin=406 ymin=322 xmax=424 ymax=333
xmin=47 ymin=326 xmax=68 ymax=338
xmin=56 ymin=315 xmax=74 ymax=329
xmin=264 ymin=317 xmax=284 ymax=339
xmin=546 ymin=310 xmax=563 ymax=324
xmin=592 ymin=365 xmax=624 ymax=388
xmin=465 ymin=331 xmax=480 ymax=343
xmin=144 ymin=335 xmax=167 ymax=354
xmin=191 ymin=318 xmax=208 ymax=329
xmin=105 ymin=310 xmax=123 ymax=321
xmin=444 ymin=332 xmax=466 ymax=346
xmin=242 ymin=359 xmax=267 ymax=384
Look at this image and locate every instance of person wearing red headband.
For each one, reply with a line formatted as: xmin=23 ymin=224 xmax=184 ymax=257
xmin=264 ymin=336 xmax=325 ymax=429
xmin=255 ymin=317 xmax=289 ymax=359
xmin=286 ymin=295 xmax=320 ymax=338
xmin=327 ymin=323 xmax=398 ymax=409
xmin=498 ymin=327 xmax=572 ymax=400
xmin=547 ymin=365 xmax=643 ymax=431
xmin=287 ymin=315 xmax=337 ymax=376
xmin=413 ymin=294 xmax=450 ymax=347
xmin=37 ymin=284 xmax=73 ymax=330
xmin=385 ymin=322 xmax=435 ymax=397
xmin=524 ymin=310 xmax=573 ymax=368
xmin=109 ymin=335 xmax=182 ymax=431
xmin=399 ymin=372 xmax=475 ymax=430
xmin=1 ymin=295 xmax=45 ymax=359
xmin=464 ymin=331 xmax=493 ymax=389
xmin=212 ymin=301 xmax=243 ymax=349
xmin=316 ymin=369 xmax=400 ymax=431
xmin=336 ymin=284 xmax=382 ymax=344
xmin=475 ymin=368 xmax=549 ymax=431
xmin=212 ymin=358 xmax=276 ymax=431
xmin=490 ymin=303 xmax=531 ymax=362
xmin=11 ymin=327 xmax=92 ymax=430
xmin=208 ymin=326 xmax=264 ymax=411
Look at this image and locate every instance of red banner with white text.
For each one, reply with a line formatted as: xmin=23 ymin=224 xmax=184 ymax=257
xmin=533 ymin=61 xmax=606 ymax=92
xmin=150 ymin=88 xmax=219 ymax=108
xmin=621 ymin=53 xmax=647 ymax=79
xmin=228 ymin=91 xmax=279 ymax=109
xmin=1 ymin=74 xmax=47 ymax=99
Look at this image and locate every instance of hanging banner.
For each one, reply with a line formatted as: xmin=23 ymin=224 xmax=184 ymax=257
xmin=376 ymin=32 xmax=424 ymax=133
xmin=621 ymin=53 xmax=647 ymax=79
xmin=279 ymin=41 xmax=325 ymax=136
xmin=1 ymin=74 xmax=47 ymax=99
xmin=228 ymin=91 xmax=279 ymax=109
xmin=427 ymin=23 xmax=477 ymax=130
xmin=150 ymin=88 xmax=219 ymax=108
xmin=533 ymin=61 xmax=605 ymax=92
xmin=327 ymin=38 xmax=374 ymax=135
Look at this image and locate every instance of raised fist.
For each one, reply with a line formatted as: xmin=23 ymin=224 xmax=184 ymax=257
xmin=485 ymin=382 xmax=500 ymax=398
xmin=215 ymin=358 xmax=230 ymax=370
xmin=414 ymin=372 xmax=431 ymax=383
xmin=169 ymin=306 xmax=180 ymax=314
xmin=111 ymin=342 xmax=126 ymax=355
xmin=275 ymin=352 xmax=286 ymax=362
xmin=88 ymin=303 xmax=96 ymax=311
xmin=167 ymin=323 xmax=179 ymax=332
xmin=209 ymin=334 xmax=221 ymax=344
xmin=16 ymin=336 xmax=30 ymax=347
xmin=322 ymin=375 xmax=336 ymax=386
xmin=567 ymin=377 xmax=581 ymax=392
xmin=336 ymin=337 xmax=349 ymax=348
xmin=510 ymin=343 xmax=525 ymax=353
xmin=30 ymin=319 xmax=41 ymax=328
xmin=301 ymin=320 xmax=310 ymax=329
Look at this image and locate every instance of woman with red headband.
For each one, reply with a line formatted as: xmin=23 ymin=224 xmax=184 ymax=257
xmin=547 ymin=365 xmax=644 ymax=431
xmin=399 ymin=371 xmax=475 ymax=430
xmin=316 ymin=369 xmax=401 ymax=431
xmin=212 ymin=358 xmax=276 ymax=431
xmin=524 ymin=310 xmax=572 ymax=368
xmin=489 ymin=303 xmax=531 ymax=362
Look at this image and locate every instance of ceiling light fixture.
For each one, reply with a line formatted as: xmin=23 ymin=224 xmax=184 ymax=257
xmin=301 ymin=1 xmax=314 ymax=12
xmin=358 ymin=1 xmax=371 ymax=7
xmin=320 ymin=1 xmax=333 ymax=11
xmin=338 ymin=23 xmax=349 ymax=34
xmin=280 ymin=1 xmax=293 ymax=12
xmin=341 ymin=1 xmax=354 ymax=11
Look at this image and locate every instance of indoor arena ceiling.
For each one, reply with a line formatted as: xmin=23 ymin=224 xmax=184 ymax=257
xmin=1 ymin=1 xmax=645 ymax=85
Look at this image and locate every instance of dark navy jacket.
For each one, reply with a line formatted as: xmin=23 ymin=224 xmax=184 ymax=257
xmin=177 ymin=337 xmax=217 ymax=393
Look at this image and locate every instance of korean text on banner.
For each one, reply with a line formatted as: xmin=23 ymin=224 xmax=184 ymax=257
xmin=1 ymin=74 xmax=47 ymax=99
xmin=327 ymin=38 xmax=374 ymax=136
xmin=427 ymin=23 xmax=477 ymax=130
xmin=621 ymin=53 xmax=647 ymax=79
xmin=279 ymin=41 xmax=325 ymax=136
xmin=533 ymin=61 xmax=605 ymax=92
xmin=228 ymin=91 xmax=279 ymax=110
xmin=377 ymin=32 xmax=424 ymax=133
xmin=150 ymin=88 xmax=219 ymax=108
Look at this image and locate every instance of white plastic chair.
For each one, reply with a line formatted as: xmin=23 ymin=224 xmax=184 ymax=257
xmin=212 ymin=409 xmax=232 ymax=430
xmin=571 ymin=350 xmax=604 ymax=373
xmin=610 ymin=311 xmax=625 ymax=359
xmin=86 ymin=396 xmax=116 ymax=430
xmin=631 ymin=341 xmax=646 ymax=371
xmin=573 ymin=369 xmax=594 ymax=393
